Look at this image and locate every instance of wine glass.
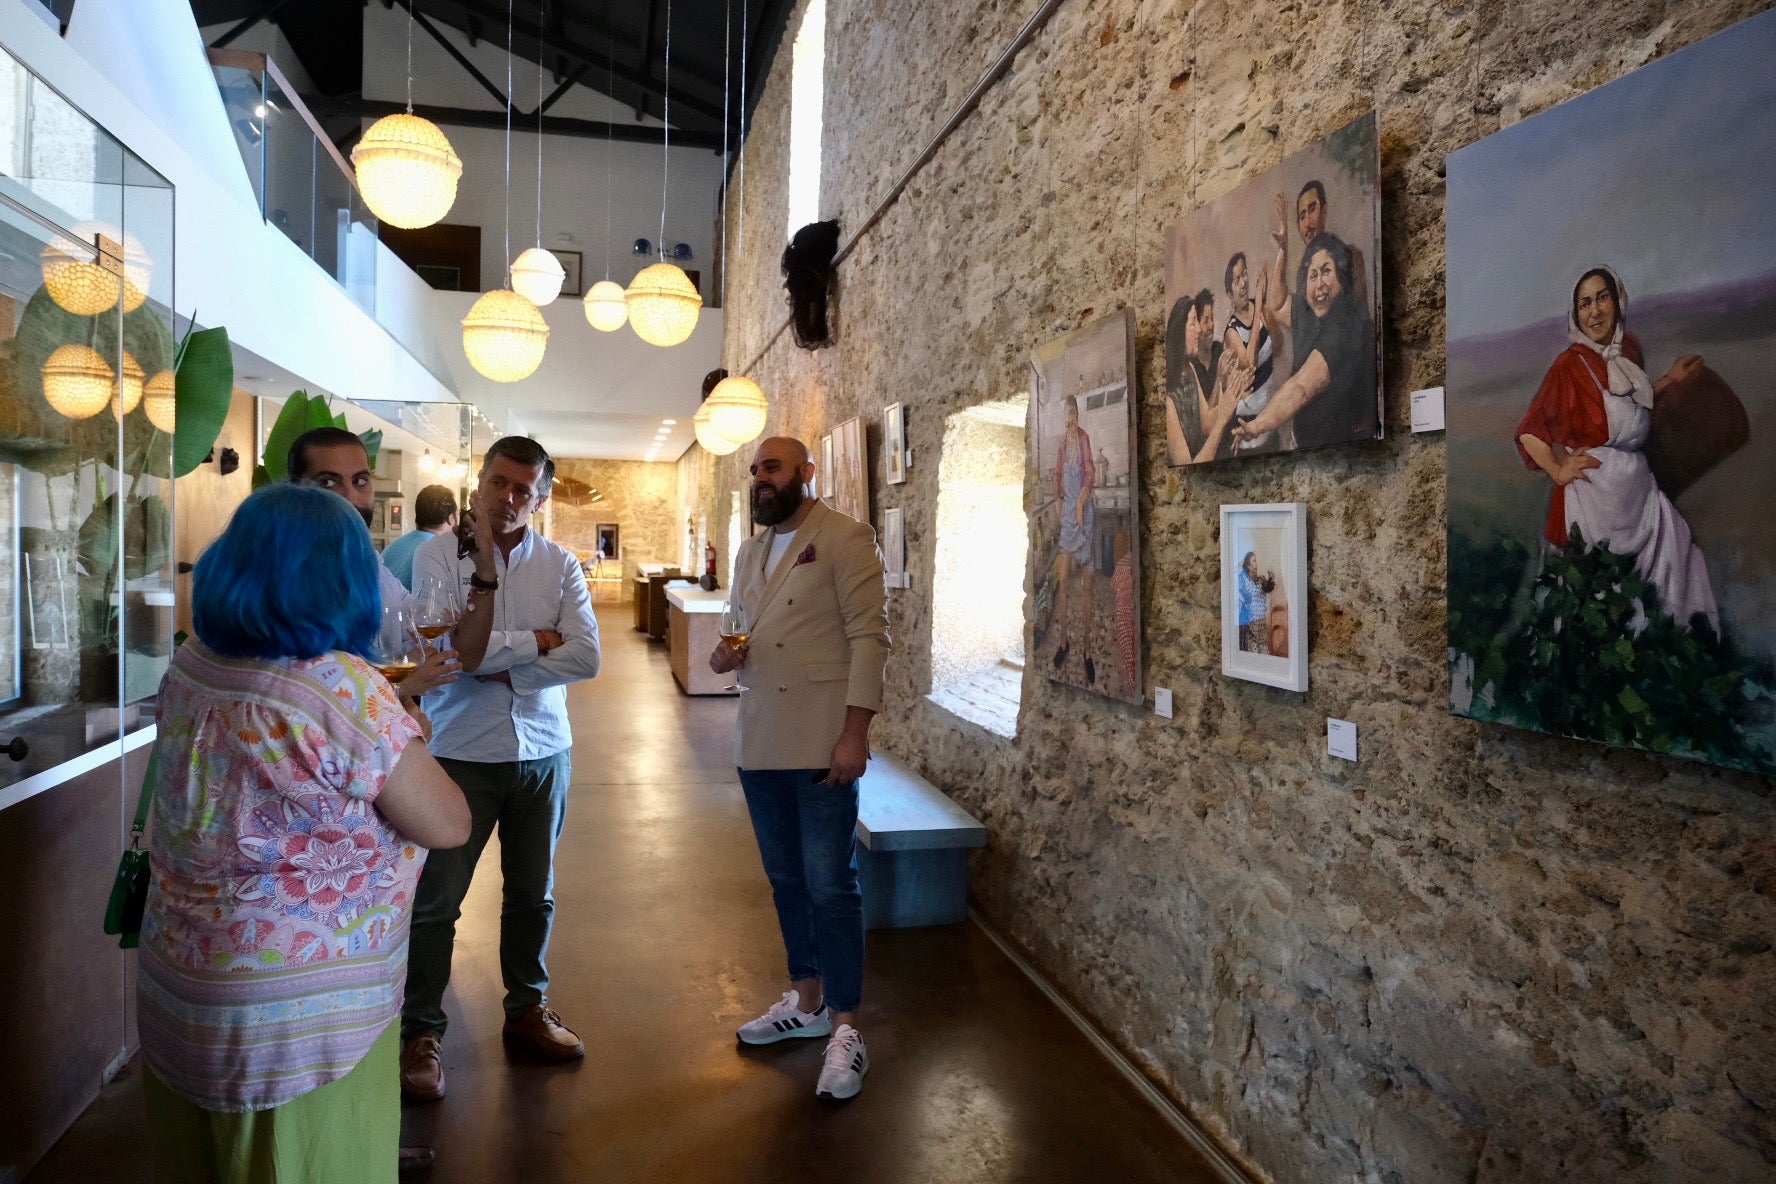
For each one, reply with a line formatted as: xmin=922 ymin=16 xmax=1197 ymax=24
xmin=412 ymin=576 xmax=458 ymax=649
xmin=370 ymin=606 xmax=423 ymax=688
xmin=719 ymin=598 xmax=751 ymax=693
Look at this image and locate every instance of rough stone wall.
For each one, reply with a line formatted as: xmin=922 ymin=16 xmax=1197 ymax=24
xmin=703 ymin=1 xmax=1776 ymax=1181
xmin=548 ymin=458 xmax=679 ymax=578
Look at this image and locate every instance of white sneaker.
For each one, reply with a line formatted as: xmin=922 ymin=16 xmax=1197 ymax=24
xmin=815 ymin=1024 xmax=868 ymax=1100
xmin=736 ymin=990 xmax=832 ymax=1045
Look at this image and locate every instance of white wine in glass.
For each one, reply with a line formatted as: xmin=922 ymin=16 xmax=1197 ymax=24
xmin=719 ymin=599 xmax=751 ymax=692
xmin=412 ymin=577 xmax=458 ymax=643
xmin=372 ymin=607 xmax=422 ymax=686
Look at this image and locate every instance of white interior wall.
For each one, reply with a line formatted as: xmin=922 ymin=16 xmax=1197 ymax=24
xmin=361 ymin=4 xmax=727 ymax=297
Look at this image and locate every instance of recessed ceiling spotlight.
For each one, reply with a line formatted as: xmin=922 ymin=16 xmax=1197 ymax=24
xmin=661 ymin=418 xmax=677 ymax=425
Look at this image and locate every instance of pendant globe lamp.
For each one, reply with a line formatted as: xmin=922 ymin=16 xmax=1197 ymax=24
xmin=40 ymin=231 xmax=118 ymax=316
xmin=626 ymin=0 xmax=701 ymax=347
xmin=143 ymin=369 xmax=176 ymax=433
xmin=583 ymin=13 xmax=627 ymax=332
xmin=704 ymin=374 xmax=768 ymax=444
xmin=114 ymin=351 xmax=145 ymax=419
xmin=583 ymin=279 xmax=628 ymax=331
xmin=351 ymin=4 xmax=462 ymax=229
xmin=463 ymin=288 xmax=549 ymax=382
xmin=509 ymin=37 xmax=564 ymax=306
xmin=693 ymin=401 xmax=744 ymax=455
xmin=462 ymin=0 xmax=549 ymax=382
xmin=41 ymin=343 xmax=114 ymax=420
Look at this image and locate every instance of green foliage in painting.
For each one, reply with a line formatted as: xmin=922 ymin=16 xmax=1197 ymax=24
xmin=1449 ymin=527 xmax=1776 ymax=773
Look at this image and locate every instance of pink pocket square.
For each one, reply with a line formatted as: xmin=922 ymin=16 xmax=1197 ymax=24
xmin=792 ymin=544 xmax=817 ymax=568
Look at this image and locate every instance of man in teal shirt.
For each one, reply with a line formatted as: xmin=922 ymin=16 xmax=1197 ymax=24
xmin=383 ymin=484 xmax=458 ymax=590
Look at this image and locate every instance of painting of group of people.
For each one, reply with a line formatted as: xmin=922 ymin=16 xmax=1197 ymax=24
xmin=1446 ymin=10 xmax=1776 ymax=774
xmin=1163 ymin=113 xmax=1382 ymax=466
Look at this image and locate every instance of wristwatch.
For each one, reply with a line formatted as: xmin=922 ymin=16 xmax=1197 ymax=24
xmin=468 ymin=571 xmax=499 ymax=591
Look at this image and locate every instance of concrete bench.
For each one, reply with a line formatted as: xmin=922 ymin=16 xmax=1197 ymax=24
xmin=856 ymin=753 xmax=987 ymax=929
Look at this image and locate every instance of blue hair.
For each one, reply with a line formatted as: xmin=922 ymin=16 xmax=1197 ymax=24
xmin=192 ymin=484 xmax=382 ymax=660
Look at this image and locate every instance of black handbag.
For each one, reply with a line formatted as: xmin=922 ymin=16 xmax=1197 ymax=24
xmin=103 ymin=746 xmax=158 ymax=949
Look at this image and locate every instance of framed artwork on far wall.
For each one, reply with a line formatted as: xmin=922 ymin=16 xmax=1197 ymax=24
xmin=821 ymin=433 xmax=834 ymax=498
xmin=1220 ymin=502 xmax=1308 ymax=692
xmin=884 ymin=402 xmax=907 ymax=484
xmin=549 ymin=248 xmax=583 ymax=297
xmin=881 ymin=507 xmax=908 ymax=589
xmin=828 ymin=418 xmax=868 ymax=523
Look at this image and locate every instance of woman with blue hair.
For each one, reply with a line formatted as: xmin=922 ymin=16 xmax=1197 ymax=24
xmin=138 ymin=484 xmax=470 ymax=1183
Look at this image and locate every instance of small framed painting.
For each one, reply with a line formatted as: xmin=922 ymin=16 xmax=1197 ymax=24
xmin=1220 ymin=502 xmax=1308 ymax=692
xmin=881 ymin=507 xmax=908 ymax=589
xmin=548 ymin=248 xmax=583 ymax=297
xmin=883 ymin=402 xmax=907 ymax=484
xmin=820 ymin=433 xmax=834 ymax=498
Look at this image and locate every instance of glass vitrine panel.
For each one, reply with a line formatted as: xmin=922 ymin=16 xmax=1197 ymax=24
xmin=0 ymin=42 xmax=173 ymax=792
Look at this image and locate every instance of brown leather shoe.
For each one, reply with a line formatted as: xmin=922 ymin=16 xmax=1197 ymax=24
xmin=400 ymin=1032 xmax=446 ymax=1100
xmin=502 ymin=1005 xmax=584 ymax=1061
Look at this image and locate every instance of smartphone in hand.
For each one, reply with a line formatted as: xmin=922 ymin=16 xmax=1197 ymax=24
xmin=811 ymin=769 xmax=830 ymax=784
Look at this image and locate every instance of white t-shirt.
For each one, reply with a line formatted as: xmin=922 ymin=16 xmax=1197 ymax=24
xmin=763 ymin=529 xmax=797 ymax=579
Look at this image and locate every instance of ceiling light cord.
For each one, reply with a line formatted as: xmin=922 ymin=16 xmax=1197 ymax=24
xmin=719 ymin=0 xmax=730 ymax=309
xmin=535 ymin=0 xmax=545 ymax=249
xmin=405 ymin=0 xmax=415 ymax=112
xmin=603 ymin=0 xmax=615 ymax=280
xmin=659 ymin=0 xmax=672 ymax=261
xmin=738 ymin=0 xmax=748 ymax=260
xmin=503 ymin=0 xmax=513 ymax=286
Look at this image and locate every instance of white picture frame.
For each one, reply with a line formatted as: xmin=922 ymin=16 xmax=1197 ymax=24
xmin=1220 ymin=502 xmax=1308 ymax=692
xmin=881 ymin=506 xmax=908 ymax=589
xmin=883 ymin=401 xmax=907 ymax=485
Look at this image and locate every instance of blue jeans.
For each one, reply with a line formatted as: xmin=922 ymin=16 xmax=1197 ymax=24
xmin=402 ymin=752 xmax=571 ymax=1038
xmin=738 ymin=768 xmax=865 ymax=1013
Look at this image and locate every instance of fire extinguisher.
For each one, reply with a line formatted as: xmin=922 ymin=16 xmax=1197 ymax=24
xmin=701 ymin=540 xmax=719 ymax=591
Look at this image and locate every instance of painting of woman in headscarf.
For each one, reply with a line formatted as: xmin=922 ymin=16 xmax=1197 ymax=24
xmin=1445 ymin=9 xmax=1776 ymax=773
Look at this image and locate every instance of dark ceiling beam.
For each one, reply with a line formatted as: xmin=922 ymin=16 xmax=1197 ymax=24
xmin=427 ymin=0 xmax=727 ymax=126
xmin=538 ymin=64 xmax=589 ymax=116
xmin=636 ymin=0 xmax=662 ymax=121
xmin=304 ymin=96 xmax=727 ymax=149
xmin=402 ymin=2 xmax=512 ymax=111
xmin=209 ymin=0 xmax=296 ymax=49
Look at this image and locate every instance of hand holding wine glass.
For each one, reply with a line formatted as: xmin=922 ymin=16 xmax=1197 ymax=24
xmin=370 ymin=606 xmax=423 ymax=688
xmin=711 ymin=599 xmax=751 ymax=691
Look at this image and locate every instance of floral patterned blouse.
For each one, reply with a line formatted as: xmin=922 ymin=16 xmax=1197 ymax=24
xmin=138 ymin=642 xmax=425 ymax=1112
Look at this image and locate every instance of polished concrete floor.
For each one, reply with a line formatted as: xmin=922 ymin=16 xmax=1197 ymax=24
xmin=28 ymin=605 xmax=1224 ymax=1183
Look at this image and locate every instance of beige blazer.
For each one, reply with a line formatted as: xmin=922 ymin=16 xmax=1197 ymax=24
xmin=732 ymin=499 xmax=890 ymax=770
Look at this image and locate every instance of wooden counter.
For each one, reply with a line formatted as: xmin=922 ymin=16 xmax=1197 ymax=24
xmin=667 ymin=586 xmax=739 ymax=696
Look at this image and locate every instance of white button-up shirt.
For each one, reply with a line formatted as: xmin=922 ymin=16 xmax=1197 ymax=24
xmin=411 ymin=528 xmax=601 ymax=762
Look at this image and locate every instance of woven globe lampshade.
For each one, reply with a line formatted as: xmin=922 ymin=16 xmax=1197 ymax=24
xmin=625 ymin=262 xmax=701 ymax=347
xmin=114 ymin=351 xmax=145 ymax=419
xmin=351 ymin=113 xmax=463 ymax=229
xmin=462 ymin=289 xmax=549 ymax=382
xmin=510 ymin=247 xmax=565 ymax=306
xmin=705 ymin=375 xmax=769 ymax=445
xmin=42 ymin=343 xmax=115 ymax=420
xmin=143 ymin=369 xmax=176 ymax=433
xmin=582 ymin=279 xmax=628 ymax=332
xmin=41 ymin=237 xmax=119 ymax=316
xmin=693 ymin=401 xmax=744 ymax=456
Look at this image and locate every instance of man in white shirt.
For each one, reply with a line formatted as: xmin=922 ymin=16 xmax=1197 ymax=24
xmin=399 ymin=437 xmax=601 ymax=1102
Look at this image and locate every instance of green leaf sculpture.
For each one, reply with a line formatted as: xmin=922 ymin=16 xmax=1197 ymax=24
xmin=172 ymin=324 xmax=233 ymax=477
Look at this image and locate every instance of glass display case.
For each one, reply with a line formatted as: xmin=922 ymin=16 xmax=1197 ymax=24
xmin=0 ymin=41 xmax=174 ymax=798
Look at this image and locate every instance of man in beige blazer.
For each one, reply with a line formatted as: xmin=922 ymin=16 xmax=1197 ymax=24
xmin=710 ymin=436 xmax=889 ymax=1101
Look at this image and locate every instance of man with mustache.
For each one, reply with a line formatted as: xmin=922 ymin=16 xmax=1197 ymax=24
xmin=709 ymin=435 xmax=890 ymax=1101
xmin=398 ymin=436 xmax=602 ymax=1101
